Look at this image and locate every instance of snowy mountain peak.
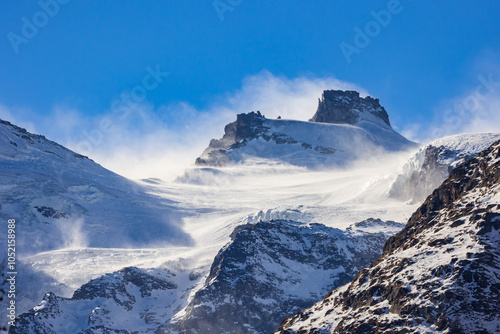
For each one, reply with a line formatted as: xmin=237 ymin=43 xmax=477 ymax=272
xmin=194 ymin=93 xmax=415 ymax=168
xmin=0 ymin=119 xmax=90 ymax=162
xmin=310 ymin=90 xmax=392 ymax=129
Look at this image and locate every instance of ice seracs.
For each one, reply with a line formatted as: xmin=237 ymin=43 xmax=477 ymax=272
xmin=389 ymin=132 xmax=500 ymax=203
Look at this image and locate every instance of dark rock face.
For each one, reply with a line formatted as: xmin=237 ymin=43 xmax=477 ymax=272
xmin=196 ymin=111 xmax=267 ymax=166
xmin=309 ymin=90 xmax=391 ymax=127
xmin=72 ymin=267 xmax=177 ymax=304
xmin=275 ymin=140 xmax=500 ymax=333
xmin=165 ymin=219 xmax=398 ymax=334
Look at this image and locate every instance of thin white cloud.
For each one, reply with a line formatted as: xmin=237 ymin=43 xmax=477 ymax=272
xmin=219 ymin=70 xmax=367 ymax=121
xmin=406 ymin=51 xmax=500 ymax=143
xmin=424 ymin=82 xmax=500 ymax=142
xmin=0 ymin=105 xmax=37 ymax=133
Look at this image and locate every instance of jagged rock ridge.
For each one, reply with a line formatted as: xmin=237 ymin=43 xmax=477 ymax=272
xmin=275 ymin=140 xmax=500 ymax=333
xmin=164 ymin=219 xmax=403 ymax=334
xmin=309 ymin=90 xmax=391 ymax=128
xmin=10 ymin=266 xmax=201 ymax=334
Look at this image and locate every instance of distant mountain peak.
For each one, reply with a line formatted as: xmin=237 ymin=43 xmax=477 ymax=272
xmin=193 ymin=91 xmax=415 ymax=168
xmin=309 ymin=90 xmax=392 ymax=128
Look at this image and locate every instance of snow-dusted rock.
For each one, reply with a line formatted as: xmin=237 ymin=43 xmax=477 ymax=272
xmin=165 ymin=219 xmax=402 ymax=334
xmin=276 ymin=140 xmax=500 ymax=333
xmin=10 ymin=266 xmax=201 ymax=334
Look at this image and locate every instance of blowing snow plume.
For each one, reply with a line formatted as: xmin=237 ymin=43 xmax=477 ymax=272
xmin=0 ymin=119 xmax=192 ymax=254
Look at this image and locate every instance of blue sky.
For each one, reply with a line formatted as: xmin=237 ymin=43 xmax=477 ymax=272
xmin=2 ymin=1 xmax=500 ymax=178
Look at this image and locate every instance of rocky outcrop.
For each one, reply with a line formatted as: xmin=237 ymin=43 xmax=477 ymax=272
xmin=9 ymin=266 xmax=196 ymax=334
xmin=196 ymin=111 xmax=268 ymax=166
xmin=194 ymin=111 xmax=347 ymax=167
xmin=309 ymin=90 xmax=391 ymax=128
xmin=275 ymin=140 xmax=500 ymax=333
xmin=165 ymin=219 xmax=402 ymax=334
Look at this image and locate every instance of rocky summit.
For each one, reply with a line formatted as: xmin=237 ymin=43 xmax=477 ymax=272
xmin=309 ymin=90 xmax=391 ymax=129
xmin=194 ymin=90 xmax=415 ymax=168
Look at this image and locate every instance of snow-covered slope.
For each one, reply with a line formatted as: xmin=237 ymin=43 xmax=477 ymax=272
xmin=195 ymin=90 xmax=416 ymax=168
xmin=276 ymin=140 xmax=500 ymax=333
xmin=0 ymin=119 xmax=191 ymax=252
xmin=0 ymin=119 xmax=192 ymax=329
xmin=389 ymin=133 xmax=500 ymax=203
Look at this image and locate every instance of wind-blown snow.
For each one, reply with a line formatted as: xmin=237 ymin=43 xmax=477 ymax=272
xmin=3 ymin=116 xmax=498 ymax=333
xmin=196 ymin=115 xmax=417 ymax=168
